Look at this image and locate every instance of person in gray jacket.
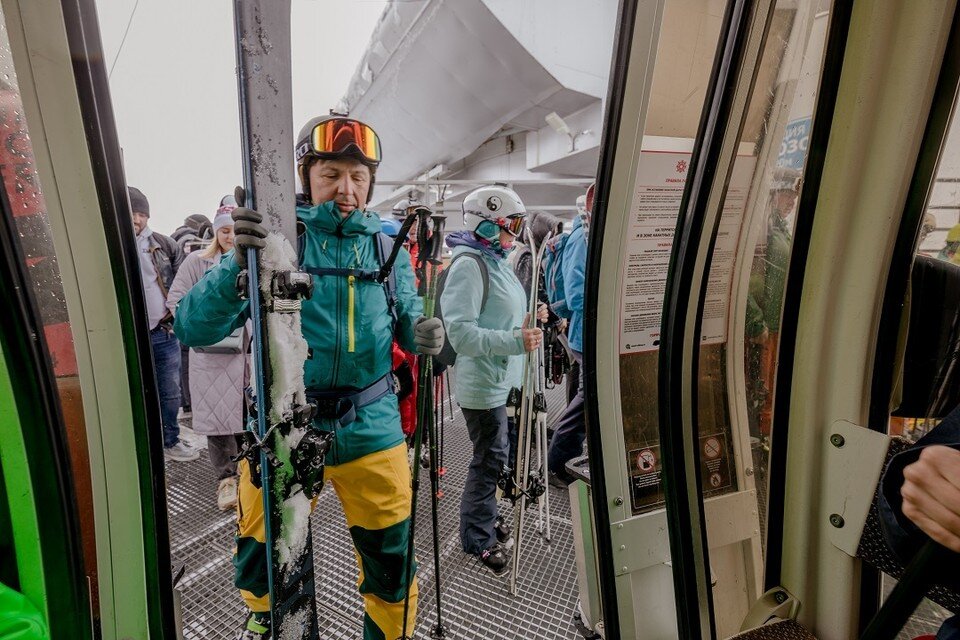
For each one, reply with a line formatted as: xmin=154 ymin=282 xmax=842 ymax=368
xmin=129 ymin=186 xmax=194 ymax=462
xmin=166 ymin=198 xmax=246 ymax=510
xmin=441 ymin=185 xmax=545 ymax=575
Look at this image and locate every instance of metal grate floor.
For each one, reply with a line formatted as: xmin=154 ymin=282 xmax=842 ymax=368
xmin=166 ymin=383 xmax=581 ymax=639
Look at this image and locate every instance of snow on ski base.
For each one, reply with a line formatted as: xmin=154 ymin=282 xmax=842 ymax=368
xmin=260 ymin=231 xmax=312 ymax=566
xmin=278 ymin=606 xmax=310 ymax=640
xmin=279 ymin=491 xmax=311 ymax=566
xmin=261 ymin=232 xmax=308 ymax=422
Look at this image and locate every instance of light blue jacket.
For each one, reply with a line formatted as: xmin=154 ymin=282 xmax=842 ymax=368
xmin=441 ymin=245 xmax=527 ymax=410
xmin=563 ymin=217 xmax=587 ymax=353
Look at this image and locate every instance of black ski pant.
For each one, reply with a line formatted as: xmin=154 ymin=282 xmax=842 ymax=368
xmin=548 ymin=349 xmax=585 ymax=483
xmin=460 ymin=405 xmax=509 ymax=555
xmin=207 ymin=434 xmax=239 ymax=481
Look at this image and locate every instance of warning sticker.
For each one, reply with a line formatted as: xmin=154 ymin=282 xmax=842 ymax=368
xmin=636 ymin=449 xmax=657 ymax=473
xmin=703 ymin=437 xmax=722 ymax=460
xmin=698 ymin=432 xmax=732 ymax=496
xmin=628 ymin=446 xmax=663 ymax=509
xmin=627 ymin=433 xmax=736 ymax=514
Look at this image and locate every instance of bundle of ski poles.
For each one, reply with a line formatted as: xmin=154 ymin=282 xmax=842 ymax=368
xmin=402 ymin=206 xmax=448 ymax=640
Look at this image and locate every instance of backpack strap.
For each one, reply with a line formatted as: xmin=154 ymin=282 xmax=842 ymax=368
xmin=451 ymin=252 xmax=489 ymax=313
xmin=301 ymin=266 xmax=380 ymax=280
xmin=374 ymin=232 xmax=399 ymax=329
xmin=297 ymin=228 xmax=401 ymax=331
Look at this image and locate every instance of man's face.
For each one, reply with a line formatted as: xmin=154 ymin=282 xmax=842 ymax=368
xmin=771 ymin=190 xmax=798 ymax=218
xmin=308 ymin=158 xmax=371 ymax=217
xmin=132 ymin=211 xmax=149 ymax=235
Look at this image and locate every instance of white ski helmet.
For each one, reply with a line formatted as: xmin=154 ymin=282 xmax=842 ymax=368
xmin=461 ymin=185 xmax=526 ymax=241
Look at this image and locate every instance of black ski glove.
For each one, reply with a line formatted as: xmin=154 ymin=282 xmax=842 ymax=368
xmin=231 ymin=186 xmax=267 ymax=269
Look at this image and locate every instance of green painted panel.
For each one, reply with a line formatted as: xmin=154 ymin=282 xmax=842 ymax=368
xmin=0 ymin=341 xmax=48 ymax=626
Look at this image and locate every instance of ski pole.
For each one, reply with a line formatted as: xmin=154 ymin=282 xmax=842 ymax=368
xmin=401 ymin=207 xmax=446 ymax=639
xmin=401 ymin=208 xmax=429 ymax=640
xmin=424 ymin=213 xmax=448 ymax=639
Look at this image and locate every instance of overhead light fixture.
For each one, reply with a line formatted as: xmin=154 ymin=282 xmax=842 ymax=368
xmin=545 ymin=111 xmax=592 ymax=153
xmin=545 ymin=111 xmax=571 ymax=136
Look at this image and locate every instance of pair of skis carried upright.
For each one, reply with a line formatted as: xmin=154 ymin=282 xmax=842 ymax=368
xmin=232 ymin=1 xmax=327 ymax=637
xmin=507 ymin=228 xmax=555 ymax=596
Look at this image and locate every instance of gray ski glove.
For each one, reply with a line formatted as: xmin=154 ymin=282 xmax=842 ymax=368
xmin=414 ymin=316 xmax=444 ymax=355
xmin=231 ymin=186 xmax=267 ymax=269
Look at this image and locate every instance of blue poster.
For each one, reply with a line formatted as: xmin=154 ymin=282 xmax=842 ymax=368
xmin=777 ymin=117 xmax=811 ymax=169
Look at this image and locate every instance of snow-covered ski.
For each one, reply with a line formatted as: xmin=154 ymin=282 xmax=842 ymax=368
xmin=233 ymin=1 xmax=320 ymax=637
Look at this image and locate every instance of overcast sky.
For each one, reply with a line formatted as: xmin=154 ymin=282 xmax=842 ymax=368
xmin=97 ymin=0 xmax=389 ymax=235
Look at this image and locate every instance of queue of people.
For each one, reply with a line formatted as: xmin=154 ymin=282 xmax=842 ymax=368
xmin=130 ymin=112 xmax=593 ymax=640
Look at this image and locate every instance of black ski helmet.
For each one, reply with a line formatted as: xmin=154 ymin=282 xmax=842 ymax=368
xmin=295 ymin=115 xmax=380 ymax=203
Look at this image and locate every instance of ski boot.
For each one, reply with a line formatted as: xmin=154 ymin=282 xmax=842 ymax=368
xmin=494 ymin=515 xmax=514 ymax=548
xmin=478 ymin=543 xmax=510 ymax=576
xmin=236 ymin=611 xmax=270 ymax=640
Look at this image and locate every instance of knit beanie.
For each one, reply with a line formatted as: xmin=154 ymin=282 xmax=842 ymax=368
xmin=128 ymin=186 xmax=149 ymax=217
xmin=213 ymin=210 xmax=233 ymax=232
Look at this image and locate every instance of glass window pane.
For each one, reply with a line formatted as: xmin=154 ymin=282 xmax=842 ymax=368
xmin=0 ymin=1 xmax=97 ymax=612
xmin=618 ymin=0 xmax=729 ymax=516
xmin=732 ymin=0 xmax=833 ymax=550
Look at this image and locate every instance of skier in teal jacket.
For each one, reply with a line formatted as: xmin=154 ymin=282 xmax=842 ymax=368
xmin=174 ymin=116 xmax=444 ymax=640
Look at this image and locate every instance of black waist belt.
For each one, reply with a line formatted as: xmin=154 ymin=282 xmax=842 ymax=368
xmin=306 ymin=374 xmax=395 ymax=427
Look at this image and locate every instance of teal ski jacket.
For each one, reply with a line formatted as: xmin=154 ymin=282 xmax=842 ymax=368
xmin=440 ymin=245 xmax=527 ymax=410
xmin=173 ymin=200 xmax=423 ymax=465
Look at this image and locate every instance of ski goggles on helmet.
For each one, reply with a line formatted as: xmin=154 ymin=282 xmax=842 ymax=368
xmin=497 ymin=214 xmax=526 ymax=237
xmin=295 ymin=118 xmax=382 ymax=166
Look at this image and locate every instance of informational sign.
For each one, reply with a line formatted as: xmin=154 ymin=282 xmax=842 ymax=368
xmin=618 ymin=142 xmax=756 ymax=354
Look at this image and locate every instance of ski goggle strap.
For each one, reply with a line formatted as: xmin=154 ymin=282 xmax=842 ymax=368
xmin=296 ymin=118 xmax=382 ymax=166
xmin=497 ymin=214 xmax=526 ymax=237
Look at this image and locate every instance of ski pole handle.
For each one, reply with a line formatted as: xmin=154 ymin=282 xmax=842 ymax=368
xmin=429 ymin=214 xmax=446 ymax=265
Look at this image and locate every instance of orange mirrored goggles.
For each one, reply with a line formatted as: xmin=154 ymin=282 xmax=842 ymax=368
xmin=497 ymin=214 xmax=526 ymax=237
xmin=295 ymin=118 xmax=382 ymax=166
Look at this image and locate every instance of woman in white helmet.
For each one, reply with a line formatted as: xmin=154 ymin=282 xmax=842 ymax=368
xmin=439 ymin=185 xmax=546 ymax=574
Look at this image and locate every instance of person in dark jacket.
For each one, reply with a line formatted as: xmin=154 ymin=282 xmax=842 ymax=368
xmin=512 ymin=210 xmax=564 ymax=302
xmin=171 ymin=212 xmax=213 ymax=254
xmin=879 ymin=408 xmax=960 ymax=639
xmin=128 ymin=186 xmax=194 ymax=462
xmin=170 ymin=213 xmax=214 ymax=416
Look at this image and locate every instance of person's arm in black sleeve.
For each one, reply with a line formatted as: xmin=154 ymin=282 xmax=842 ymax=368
xmin=169 ymin=236 xmax=185 ymax=275
xmin=878 ymin=408 xmax=960 ymax=586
